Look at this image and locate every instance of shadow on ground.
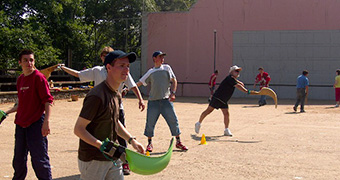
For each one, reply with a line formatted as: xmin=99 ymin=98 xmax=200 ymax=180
xmin=285 ymin=112 xmax=298 ymax=114
xmin=325 ymin=106 xmax=338 ymax=109
xmin=124 ymin=96 xmax=334 ymax=106
xmin=242 ymin=105 xmax=261 ymax=108
xmin=190 ymin=134 xmax=261 ymax=144
xmin=54 ymin=174 xmax=80 ymax=180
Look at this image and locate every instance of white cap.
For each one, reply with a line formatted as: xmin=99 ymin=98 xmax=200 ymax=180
xmin=229 ymin=65 xmax=242 ymax=73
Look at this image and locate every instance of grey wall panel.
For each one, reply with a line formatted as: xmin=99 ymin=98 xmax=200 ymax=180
xmin=231 ymin=86 xmax=335 ymax=102
xmin=249 ymin=32 xmax=265 ymax=44
xmin=280 ymin=33 xmax=297 ymax=44
xmin=233 ymin=30 xmax=340 ymax=100
xmin=331 ymin=32 xmax=340 ymax=43
xmin=314 ymin=32 xmax=331 ymax=44
xmin=331 ymin=47 xmax=340 ymax=57
xmin=265 ymin=32 xmax=280 ymax=44
xmin=297 ymin=33 xmax=314 ymax=44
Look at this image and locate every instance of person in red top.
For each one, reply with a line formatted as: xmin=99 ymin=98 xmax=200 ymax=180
xmin=5 ymin=49 xmax=53 ymax=180
xmin=208 ymin=70 xmax=219 ymax=101
xmin=254 ymin=67 xmax=271 ymax=106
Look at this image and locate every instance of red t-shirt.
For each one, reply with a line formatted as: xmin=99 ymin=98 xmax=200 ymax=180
xmin=15 ymin=70 xmax=53 ymax=127
xmin=255 ymin=72 xmax=271 ymax=88
xmin=209 ymin=73 xmax=217 ymax=87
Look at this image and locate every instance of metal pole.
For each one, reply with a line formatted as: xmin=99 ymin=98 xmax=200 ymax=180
xmin=143 ymin=0 xmax=145 ymax=12
xmin=125 ymin=19 xmax=128 ymax=52
xmin=214 ymin=30 xmax=217 ymax=72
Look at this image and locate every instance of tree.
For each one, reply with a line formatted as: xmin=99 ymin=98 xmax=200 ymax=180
xmin=0 ymin=8 xmax=61 ymax=70
xmin=145 ymin=0 xmax=197 ymax=12
xmin=0 ymin=0 xmax=197 ymax=72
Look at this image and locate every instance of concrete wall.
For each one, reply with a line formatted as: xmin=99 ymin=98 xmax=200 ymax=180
xmin=233 ymin=30 xmax=340 ymax=100
xmin=129 ymin=59 xmax=141 ymax=81
xmin=142 ymin=0 xmax=340 ymax=99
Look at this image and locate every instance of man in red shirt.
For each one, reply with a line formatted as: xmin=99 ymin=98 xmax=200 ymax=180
xmin=254 ymin=67 xmax=271 ymax=106
xmin=208 ymin=70 xmax=219 ymax=101
xmin=5 ymin=49 xmax=53 ymax=180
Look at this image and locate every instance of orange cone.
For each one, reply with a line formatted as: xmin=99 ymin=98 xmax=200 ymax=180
xmin=199 ymin=134 xmax=207 ymax=145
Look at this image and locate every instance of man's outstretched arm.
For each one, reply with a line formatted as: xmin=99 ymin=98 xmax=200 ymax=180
xmin=60 ymin=65 xmax=80 ymax=78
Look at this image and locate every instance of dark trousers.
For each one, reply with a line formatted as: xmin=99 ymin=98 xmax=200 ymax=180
xmin=117 ymin=109 xmax=127 ymax=148
xmin=12 ymin=115 xmax=52 ymax=180
xmin=294 ymin=88 xmax=306 ymax=111
xmin=259 ymin=95 xmax=267 ymax=105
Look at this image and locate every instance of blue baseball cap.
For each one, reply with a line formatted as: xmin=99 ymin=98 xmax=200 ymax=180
xmin=104 ymin=50 xmax=136 ymax=66
xmin=152 ymin=51 xmax=167 ymax=58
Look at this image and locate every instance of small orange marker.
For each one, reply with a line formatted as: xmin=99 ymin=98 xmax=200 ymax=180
xmin=199 ymin=134 xmax=207 ymax=145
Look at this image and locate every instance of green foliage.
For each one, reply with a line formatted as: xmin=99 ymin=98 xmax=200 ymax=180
xmin=145 ymin=0 xmax=197 ymax=12
xmin=0 ymin=0 xmax=197 ymax=71
xmin=0 ymin=10 xmax=61 ymax=70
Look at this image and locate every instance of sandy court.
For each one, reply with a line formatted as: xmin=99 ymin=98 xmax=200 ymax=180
xmin=0 ymin=96 xmax=339 ymax=180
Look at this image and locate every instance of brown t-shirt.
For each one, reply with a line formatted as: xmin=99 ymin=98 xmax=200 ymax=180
xmin=78 ymin=81 xmax=121 ymax=162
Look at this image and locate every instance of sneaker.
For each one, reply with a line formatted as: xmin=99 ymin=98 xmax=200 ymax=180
xmin=224 ymin=128 xmax=233 ymax=136
xmin=195 ymin=122 xmax=201 ymax=134
xmin=176 ymin=141 xmax=188 ymax=151
xmin=259 ymin=102 xmax=266 ymax=106
xmin=300 ymin=110 xmax=305 ymax=113
xmin=293 ymin=106 xmax=297 ymax=112
xmin=123 ymin=163 xmax=130 ymax=175
xmin=335 ymin=104 xmax=339 ymax=108
xmin=146 ymin=143 xmax=153 ymax=152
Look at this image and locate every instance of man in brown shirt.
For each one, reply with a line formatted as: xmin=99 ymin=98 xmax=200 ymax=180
xmin=74 ymin=50 xmax=145 ymax=180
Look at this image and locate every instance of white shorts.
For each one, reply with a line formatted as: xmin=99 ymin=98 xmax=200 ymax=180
xmin=78 ymin=159 xmax=123 ymax=180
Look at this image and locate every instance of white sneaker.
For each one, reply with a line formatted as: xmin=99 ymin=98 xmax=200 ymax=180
xmin=224 ymin=128 xmax=233 ymax=136
xmin=195 ymin=122 xmax=201 ymax=134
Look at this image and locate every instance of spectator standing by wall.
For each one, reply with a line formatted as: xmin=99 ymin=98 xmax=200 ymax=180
xmin=333 ymin=69 xmax=340 ymax=107
xmin=208 ymin=70 xmax=219 ymax=102
xmin=294 ymin=70 xmax=309 ymax=113
xmin=254 ymin=67 xmax=271 ymax=106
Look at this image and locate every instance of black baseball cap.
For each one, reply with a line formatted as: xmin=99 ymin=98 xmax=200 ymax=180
xmin=152 ymin=51 xmax=166 ymax=58
xmin=104 ymin=50 xmax=137 ymax=66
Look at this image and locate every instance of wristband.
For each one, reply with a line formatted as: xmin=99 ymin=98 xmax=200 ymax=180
xmin=100 ymin=138 xmax=110 ymax=152
xmin=0 ymin=110 xmax=7 ymax=124
xmin=128 ymin=136 xmax=136 ymax=144
xmin=247 ymin=90 xmax=250 ymax=94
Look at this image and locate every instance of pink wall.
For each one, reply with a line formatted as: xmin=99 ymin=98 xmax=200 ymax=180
xmin=143 ymin=0 xmax=340 ymax=97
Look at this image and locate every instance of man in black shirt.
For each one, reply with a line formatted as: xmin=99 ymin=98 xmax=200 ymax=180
xmin=74 ymin=50 xmax=145 ymax=180
xmin=195 ymin=65 xmax=254 ymax=136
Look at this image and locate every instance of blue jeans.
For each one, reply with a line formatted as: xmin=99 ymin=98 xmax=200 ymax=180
xmin=13 ymin=115 xmax=52 ymax=180
xmin=144 ymin=99 xmax=181 ymax=137
xmin=259 ymin=95 xmax=267 ymax=105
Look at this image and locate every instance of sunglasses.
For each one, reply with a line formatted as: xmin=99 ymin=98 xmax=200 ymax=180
xmin=235 ymin=70 xmax=240 ymax=72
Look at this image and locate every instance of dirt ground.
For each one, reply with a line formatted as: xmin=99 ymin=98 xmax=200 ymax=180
xmin=0 ymin=96 xmax=339 ymax=180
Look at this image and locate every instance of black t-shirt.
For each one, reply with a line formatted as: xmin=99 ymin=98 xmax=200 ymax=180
xmin=213 ymin=75 xmax=237 ymax=104
xmin=78 ymin=81 xmax=121 ymax=162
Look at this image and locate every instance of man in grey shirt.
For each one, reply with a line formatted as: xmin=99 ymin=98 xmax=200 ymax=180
xmin=137 ymin=51 xmax=188 ymax=152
